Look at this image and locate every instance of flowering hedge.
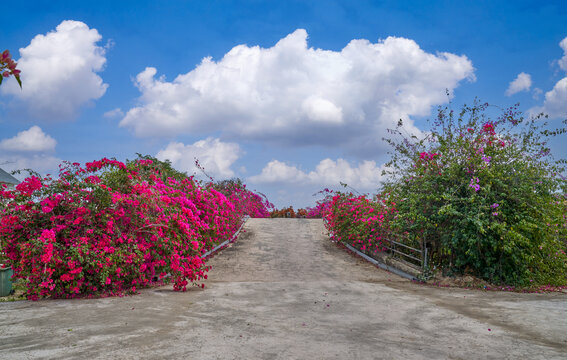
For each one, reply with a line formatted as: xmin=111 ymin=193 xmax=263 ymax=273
xmin=323 ymin=192 xmax=398 ymax=255
xmin=380 ymin=102 xmax=567 ymax=286
xmin=270 ymin=201 xmax=329 ymax=219
xmin=270 ymin=207 xmax=298 ymax=218
xmin=0 ymin=156 xmax=270 ymax=300
xmin=323 ymin=102 xmax=567 ymax=287
xmin=212 ymin=178 xmax=273 ymax=218
xmin=306 ymin=194 xmax=334 ymax=219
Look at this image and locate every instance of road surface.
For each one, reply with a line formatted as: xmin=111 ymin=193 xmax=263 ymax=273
xmin=1 ymin=218 xmax=566 ymax=359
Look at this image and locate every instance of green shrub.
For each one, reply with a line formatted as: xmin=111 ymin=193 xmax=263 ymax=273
xmin=382 ymin=101 xmax=567 ymax=286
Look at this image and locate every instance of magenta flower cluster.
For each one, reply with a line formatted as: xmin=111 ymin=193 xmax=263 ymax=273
xmin=419 ymin=152 xmax=439 ymax=161
xmin=323 ymin=193 xmax=397 ymax=254
xmin=0 ymin=50 xmax=22 ymax=87
xmin=0 ymin=158 xmax=271 ymax=300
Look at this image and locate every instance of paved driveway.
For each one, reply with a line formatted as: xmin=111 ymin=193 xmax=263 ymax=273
xmin=1 ymin=218 xmax=566 ymax=359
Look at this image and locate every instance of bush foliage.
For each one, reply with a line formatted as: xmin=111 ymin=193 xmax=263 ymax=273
xmin=0 ymin=155 xmax=271 ymax=300
xmin=380 ymin=101 xmax=567 ymax=286
xmin=324 ymin=101 xmax=567 ymax=287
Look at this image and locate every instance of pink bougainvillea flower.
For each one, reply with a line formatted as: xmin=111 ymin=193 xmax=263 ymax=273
xmin=1 ymin=50 xmax=10 ymax=61
xmin=0 ymin=156 xmax=269 ymax=300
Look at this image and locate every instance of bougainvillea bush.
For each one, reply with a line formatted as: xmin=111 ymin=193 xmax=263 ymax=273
xmin=212 ymin=178 xmax=273 ymax=218
xmin=306 ymin=190 xmax=336 ymax=219
xmin=381 ymin=101 xmax=567 ymax=286
xmin=270 ymin=199 xmax=330 ymax=219
xmin=323 ymin=192 xmax=399 ymax=256
xmin=0 ymin=156 xmax=269 ymax=300
xmin=270 ymin=207 xmax=297 ymax=218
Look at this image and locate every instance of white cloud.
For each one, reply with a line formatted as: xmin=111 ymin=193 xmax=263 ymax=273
xmin=308 ymin=158 xmax=384 ymax=189
xmin=248 ymin=160 xmax=308 ymax=183
xmin=0 ymin=154 xmax=62 ymax=180
xmin=249 ymin=157 xmax=385 ymax=190
xmin=156 ymin=137 xmax=241 ymax=179
xmin=103 ymin=108 xmax=124 ymax=118
xmin=0 ymin=126 xmax=56 ymax=152
xmin=0 ymin=127 xmax=60 ymax=180
xmin=536 ymin=77 xmax=567 ymax=119
xmin=302 ymin=96 xmax=343 ymax=124
xmin=530 ymin=38 xmax=567 ymax=119
xmin=1 ymin=20 xmax=108 ymax=120
xmin=558 ymin=37 xmax=567 ymax=71
xmin=120 ymin=29 xmax=474 ymax=154
xmin=505 ymin=72 xmax=532 ymax=96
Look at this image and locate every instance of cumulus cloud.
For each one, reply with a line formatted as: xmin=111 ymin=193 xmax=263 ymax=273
xmin=308 ymin=158 xmax=385 ymax=188
xmin=248 ymin=160 xmax=308 ymax=183
xmin=505 ymin=72 xmax=532 ymax=96
xmin=0 ymin=154 xmax=62 ymax=180
xmin=532 ymin=38 xmax=567 ymax=119
xmin=536 ymin=77 xmax=567 ymax=119
xmin=1 ymin=20 xmax=108 ymax=120
xmin=0 ymin=126 xmax=56 ymax=152
xmin=121 ymin=29 xmax=474 ymax=154
xmin=156 ymin=137 xmax=241 ymax=179
xmin=249 ymin=158 xmax=385 ymax=190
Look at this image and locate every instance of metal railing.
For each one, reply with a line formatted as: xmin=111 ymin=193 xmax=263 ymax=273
xmin=202 ymin=215 xmax=250 ymax=258
xmin=324 ymin=218 xmax=428 ymax=280
xmin=376 ymin=230 xmax=427 ymax=271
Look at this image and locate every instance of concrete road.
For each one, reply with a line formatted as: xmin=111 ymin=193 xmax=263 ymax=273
xmin=1 ymin=218 xmax=566 ymax=359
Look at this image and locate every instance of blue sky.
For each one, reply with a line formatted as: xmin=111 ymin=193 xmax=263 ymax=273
xmin=1 ymin=0 xmax=566 ymax=208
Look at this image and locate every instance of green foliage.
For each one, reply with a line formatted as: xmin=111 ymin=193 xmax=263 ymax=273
xmin=382 ymin=100 xmax=567 ymax=286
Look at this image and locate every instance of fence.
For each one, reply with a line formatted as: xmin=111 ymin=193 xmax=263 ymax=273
xmin=324 ymin=218 xmax=429 ymax=281
xmin=376 ymin=230 xmax=427 ymax=271
xmin=202 ymin=215 xmax=250 ymax=258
